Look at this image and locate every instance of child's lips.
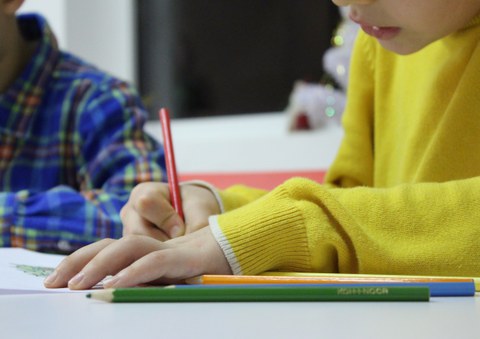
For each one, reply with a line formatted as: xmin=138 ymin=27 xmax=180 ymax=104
xmin=349 ymin=14 xmax=401 ymax=41
xmin=360 ymin=24 xmax=401 ymax=40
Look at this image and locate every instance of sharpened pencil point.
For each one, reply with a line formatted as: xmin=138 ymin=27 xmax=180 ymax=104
xmin=87 ymin=289 xmax=114 ymax=302
xmin=185 ymin=276 xmax=203 ymax=284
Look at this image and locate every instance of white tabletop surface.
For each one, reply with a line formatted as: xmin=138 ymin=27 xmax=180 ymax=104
xmin=136 ymin=115 xmax=480 ymax=338
xmin=1 ymin=292 xmax=479 ymax=339
xmin=145 ymin=112 xmax=344 ymax=173
xmin=4 ymin=115 xmax=477 ymax=339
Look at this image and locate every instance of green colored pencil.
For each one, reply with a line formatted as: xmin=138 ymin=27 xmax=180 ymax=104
xmin=87 ymin=285 xmax=430 ymax=303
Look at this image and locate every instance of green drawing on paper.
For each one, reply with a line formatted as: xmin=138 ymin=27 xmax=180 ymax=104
xmin=14 ymin=264 xmax=55 ymax=278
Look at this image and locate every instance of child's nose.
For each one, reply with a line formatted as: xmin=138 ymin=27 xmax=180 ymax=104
xmin=332 ymin=0 xmax=375 ymax=6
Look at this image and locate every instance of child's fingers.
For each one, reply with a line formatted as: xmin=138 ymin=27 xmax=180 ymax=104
xmin=66 ymin=235 xmax=165 ymax=290
xmin=43 ymin=238 xmax=115 ymax=288
xmin=134 ymin=195 xmax=184 ymax=238
xmin=103 ymin=247 xmax=196 ymax=288
xmin=103 ymin=228 xmax=231 ymax=288
xmin=127 ymin=182 xmax=185 ymax=239
xmin=121 ymin=201 xmax=170 ymax=241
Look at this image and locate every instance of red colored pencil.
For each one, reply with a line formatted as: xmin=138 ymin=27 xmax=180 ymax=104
xmin=159 ymin=108 xmax=184 ymax=221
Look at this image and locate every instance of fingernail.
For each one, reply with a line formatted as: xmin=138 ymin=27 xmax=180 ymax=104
xmin=44 ymin=270 xmax=58 ymax=285
xmin=170 ymin=225 xmax=183 ymax=238
xmin=102 ymin=275 xmax=120 ymax=288
xmin=68 ymin=272 xmax=85 ymax=287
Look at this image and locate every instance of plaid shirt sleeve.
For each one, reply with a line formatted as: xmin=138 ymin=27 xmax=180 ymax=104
xmin=0 ymin=80 xmax=165 ymax=254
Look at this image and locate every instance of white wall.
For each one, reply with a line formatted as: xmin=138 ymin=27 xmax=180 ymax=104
xmin=19 ymin=0 xmax=137 ymax=84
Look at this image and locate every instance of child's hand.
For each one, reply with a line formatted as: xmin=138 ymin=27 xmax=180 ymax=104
xmin=43 ymin=227 xmax=232 ymax=290
xmin=120 ymin=182 xmax=221 ymax=240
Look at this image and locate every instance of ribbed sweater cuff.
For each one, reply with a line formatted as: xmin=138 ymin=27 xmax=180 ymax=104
xmin=209 ymin=187 xmax=311 ymax=275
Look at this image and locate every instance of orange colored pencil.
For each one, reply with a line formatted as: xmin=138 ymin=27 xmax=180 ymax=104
xmin=188 ymin=274 xmax=476 ymax=289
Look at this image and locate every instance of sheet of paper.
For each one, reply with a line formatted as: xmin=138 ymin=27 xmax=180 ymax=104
xmin=0 ymin=248 xmax=84 ymax=295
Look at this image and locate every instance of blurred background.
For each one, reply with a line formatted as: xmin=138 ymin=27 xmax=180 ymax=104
xmin=20 ymin=0 xmax=340 ymax=119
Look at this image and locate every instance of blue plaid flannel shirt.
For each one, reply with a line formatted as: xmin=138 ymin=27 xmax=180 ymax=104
xmin=0 ymin=14 xmax=166 ymax=253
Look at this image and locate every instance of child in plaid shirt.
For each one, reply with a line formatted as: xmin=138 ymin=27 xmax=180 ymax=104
xmin=0 ymin=1 xmax=165 ymax=253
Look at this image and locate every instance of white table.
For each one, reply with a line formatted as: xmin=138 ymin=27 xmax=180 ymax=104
xmin=1 ymin=292 xmax=479 ymax=339
xmin=5 ymin=115 xmax=478 ymax=338
xmin=145 ymin=112 xmax=344 ymax=173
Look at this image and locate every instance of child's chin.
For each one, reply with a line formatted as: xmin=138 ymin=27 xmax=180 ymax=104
xmin=378 ymin=40 xmax=428 ymax=56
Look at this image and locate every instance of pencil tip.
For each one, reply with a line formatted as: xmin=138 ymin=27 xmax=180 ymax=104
xmin=185 ymin=276 xmax=202 ymax=284
xmin=87 ymin=289 xmax=115 ymax=302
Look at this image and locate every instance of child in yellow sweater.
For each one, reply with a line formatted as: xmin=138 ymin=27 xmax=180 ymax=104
xmin=46 ymin=0 xmax=480 ymax=289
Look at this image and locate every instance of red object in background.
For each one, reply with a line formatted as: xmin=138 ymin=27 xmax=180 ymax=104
xmin=295 ymin=112 xmax=311 ymax=130
xmin=179 ymin=170 xmax=326 ymax=190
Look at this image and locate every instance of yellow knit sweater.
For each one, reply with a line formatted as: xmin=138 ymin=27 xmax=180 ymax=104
xmin=209 ymin=16 xmax=480 ymax=277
